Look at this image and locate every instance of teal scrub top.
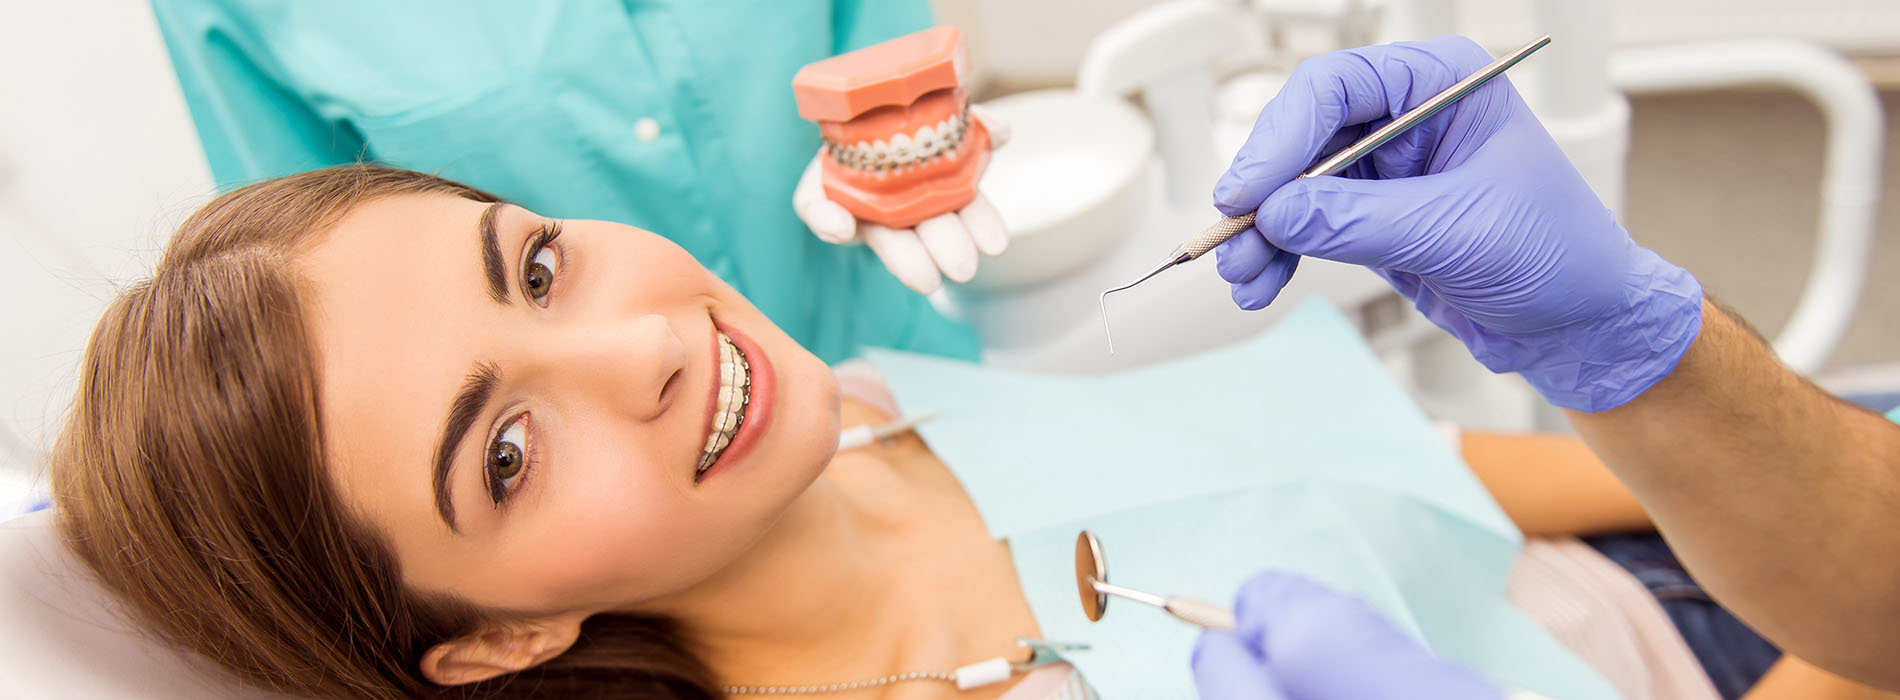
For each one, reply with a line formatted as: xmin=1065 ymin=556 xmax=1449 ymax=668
xmin=150 ymin=0 xmax=978 ymax=364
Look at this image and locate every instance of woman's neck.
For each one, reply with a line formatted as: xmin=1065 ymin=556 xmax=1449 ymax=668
xmin=656 ymin=406 xmax=1039 ymax=695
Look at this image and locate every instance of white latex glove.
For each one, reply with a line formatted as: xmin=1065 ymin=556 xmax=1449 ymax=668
xmin=794 ymin=104 xmax=1012 ymax=295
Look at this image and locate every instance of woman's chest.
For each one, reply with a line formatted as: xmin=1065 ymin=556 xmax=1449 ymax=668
xmin=829 ymin=440 xmax=1046 ymax=699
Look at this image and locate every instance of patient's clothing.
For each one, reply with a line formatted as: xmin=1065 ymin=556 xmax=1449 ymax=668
xmin=1510 ymin=538 xmax=1720 ymax=700
xmin=149 ymin=0 xmax=977 ymax=364
xmin=1583 ymin=532 xmax=1780 ymax=700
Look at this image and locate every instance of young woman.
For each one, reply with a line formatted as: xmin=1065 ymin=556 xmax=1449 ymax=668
xmin=50 ymin=165 xmax=1881 ymax=700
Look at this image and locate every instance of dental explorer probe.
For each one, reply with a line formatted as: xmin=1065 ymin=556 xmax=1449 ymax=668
xmin=1098 ymin=33 xmax=1554 ymax=353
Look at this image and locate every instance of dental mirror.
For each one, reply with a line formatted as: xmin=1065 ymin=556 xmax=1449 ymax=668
xmin=1076 ymin=530 xmax=1109 ymax=621
xmin=1073 ymin=529 xmax=1236 ymax=630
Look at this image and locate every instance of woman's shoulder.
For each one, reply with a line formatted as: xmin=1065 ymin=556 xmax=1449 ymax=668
xmin=833 ymin=359 xmax=900 ymax=420
xmin=831 ymin=360 xmax=947 ymax=476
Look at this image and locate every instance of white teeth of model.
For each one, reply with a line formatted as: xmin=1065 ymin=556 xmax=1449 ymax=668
xmin=873 ymin=139 xmax=892 ymax=166
xmin=914 ymin=125 xmax=937 ymax=159
xmin=890 ymin=133 xmax=915 ymax=165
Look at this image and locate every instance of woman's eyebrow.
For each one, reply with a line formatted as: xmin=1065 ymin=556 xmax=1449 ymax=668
xmin=433 ymin=362 xmax=500 ymax=533
xmin=479 ymin=202 xmax=510 ymax=305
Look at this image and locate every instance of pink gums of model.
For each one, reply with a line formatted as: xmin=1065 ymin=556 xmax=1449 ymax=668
xmin=792 ymin=26 xmax=993 ymax=230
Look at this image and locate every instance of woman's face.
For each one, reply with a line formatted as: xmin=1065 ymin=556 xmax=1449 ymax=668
xmin=300 ymin=193 xmax=840 ymax=615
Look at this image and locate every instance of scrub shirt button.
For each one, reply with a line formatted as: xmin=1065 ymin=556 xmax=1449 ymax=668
xmin=634 ymin=117 xmax=661 ymax=142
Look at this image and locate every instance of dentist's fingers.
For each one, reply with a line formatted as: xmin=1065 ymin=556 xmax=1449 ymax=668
xmin=968 ymin=103 xmax=1010 ymax=149
xmin=1212 ymin=37 xmax=1491 ymax=217
xmin=1192 ymin=631 xmax=1291 ymax=700
xmin=794 ymin=155 xmax=858 ymax=244
xmin=864 ymin=224 xmax=944 ymax=295
xmin=1229 ymin=250 xmax=1300 ymax=310
xmin=1255 ymin=174 xmax=1451 ymax=272
xmin=915 ymin=212 xmax=980 ymax=283
xmin=1215 ymin=228 xmax=1275 ymax=284
xmin=957 ymin=193 xmax=1010 ymax=257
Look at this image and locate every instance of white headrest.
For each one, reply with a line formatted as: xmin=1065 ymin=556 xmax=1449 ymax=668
xmin=0 ymin=511 xmax=293 ymax=699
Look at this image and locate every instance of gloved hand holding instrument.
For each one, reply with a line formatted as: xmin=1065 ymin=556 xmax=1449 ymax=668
xmin=1207 ymin=35 xmax=1702 ymax=412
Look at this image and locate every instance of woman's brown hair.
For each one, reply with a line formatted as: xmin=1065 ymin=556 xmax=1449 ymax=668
xmin=50 ymin=165 xmax=718 ymax=699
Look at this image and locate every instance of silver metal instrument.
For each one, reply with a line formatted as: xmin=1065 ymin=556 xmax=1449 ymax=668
xmin=1098 ymin=33 xmax=1554 ymax=353
xmin=1074 ymin=530 xmax=1236 ymax=630
xmin=836 ymin=411 xmax=937 ymax=451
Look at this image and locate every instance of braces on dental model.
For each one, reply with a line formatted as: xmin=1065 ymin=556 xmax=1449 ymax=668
xmin=822 ymin=106 xmax=973 ymax=175
xmin=793 ymin=25 xmax=994 ymax=228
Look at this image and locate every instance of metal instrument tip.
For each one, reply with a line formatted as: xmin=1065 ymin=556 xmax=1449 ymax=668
xmin=1097 ymin=255 xmax=1186 ymax=353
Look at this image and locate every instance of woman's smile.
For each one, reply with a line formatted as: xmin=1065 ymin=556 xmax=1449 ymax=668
xmin=697 ymin=318 xmax=778 ymax=484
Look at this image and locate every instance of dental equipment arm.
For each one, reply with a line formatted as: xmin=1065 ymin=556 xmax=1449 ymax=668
xmin=1567 ymin=300 xmax=1900 ymax=690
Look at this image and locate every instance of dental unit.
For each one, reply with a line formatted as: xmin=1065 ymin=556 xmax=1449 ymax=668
xmin=792 ymin=26 xmax=995 ymax=229
xmin=1097 ymin=33 xmax=1554 ymax=353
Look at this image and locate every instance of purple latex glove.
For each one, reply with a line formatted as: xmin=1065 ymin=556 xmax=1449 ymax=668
xmin=1213 ymin=36 xmax=1703 ymax=412
xmin=1191 ymin=571 xmax=1503 ymax=700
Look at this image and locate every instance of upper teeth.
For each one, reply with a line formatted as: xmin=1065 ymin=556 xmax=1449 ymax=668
xmin=825 ymin=108 xmax=970 ymax=175
xmin=697 ymin=332 xmax=751 ymax=476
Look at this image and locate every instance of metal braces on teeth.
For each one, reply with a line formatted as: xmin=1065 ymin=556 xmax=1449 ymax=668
xmin=697 ymin=342 xmax=752 ymax=474
xmin=823 ymin=106 xmax=972 ymax=174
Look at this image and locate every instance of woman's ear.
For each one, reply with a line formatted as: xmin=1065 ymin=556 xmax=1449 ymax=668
xmin=419 ymin=615 xmax=585 ymax=686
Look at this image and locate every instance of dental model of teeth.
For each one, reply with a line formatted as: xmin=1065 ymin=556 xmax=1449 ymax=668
xmin=792 ymin=26 xmax=995 ymax=229
xmin=824 ymin=108 xmax=971 ymax=175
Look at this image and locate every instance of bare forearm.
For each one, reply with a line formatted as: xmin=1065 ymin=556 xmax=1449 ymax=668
xmin=1567 ymin=299 xmax=1900 ymax=688
xmin=1743 ymin=656 xmax=1900 ymax=700
xmin=1461 ymin=431 xmax=1652 ymax=537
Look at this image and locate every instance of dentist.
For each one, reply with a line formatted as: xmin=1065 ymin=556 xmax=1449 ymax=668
xmin=1195 ymin=36 xmax=1900 ymax=698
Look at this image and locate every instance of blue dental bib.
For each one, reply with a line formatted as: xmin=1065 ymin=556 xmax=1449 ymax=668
xmin=870 ymin=300 xmax=1620 ymax=700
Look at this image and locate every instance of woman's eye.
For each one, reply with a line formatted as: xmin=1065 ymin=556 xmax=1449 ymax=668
xmin=524 ymin=245 xmax=559 ymax=306
xmin=484 ymin=417 xmax=530 ymax=504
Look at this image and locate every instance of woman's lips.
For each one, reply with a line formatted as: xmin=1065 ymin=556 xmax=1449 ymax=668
xmin=697 ymin=320 xmax=775 ymax=483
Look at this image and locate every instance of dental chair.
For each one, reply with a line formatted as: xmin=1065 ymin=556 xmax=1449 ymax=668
xmin=0 ymin=510 xmax=290 ymax=698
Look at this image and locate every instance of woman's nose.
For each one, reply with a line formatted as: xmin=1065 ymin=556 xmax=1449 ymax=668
xmin=561 ymin=313 xmax=687 ymax=422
